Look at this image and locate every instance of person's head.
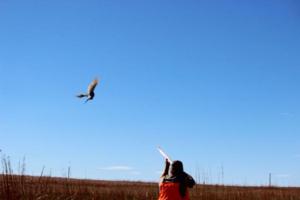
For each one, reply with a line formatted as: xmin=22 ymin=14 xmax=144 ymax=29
xmin=170 ymin=160 xmax=184 ymax=176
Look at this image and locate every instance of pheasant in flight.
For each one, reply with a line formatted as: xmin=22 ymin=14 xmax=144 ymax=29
xmin=77 ymin=78 xmax=99 ymax=103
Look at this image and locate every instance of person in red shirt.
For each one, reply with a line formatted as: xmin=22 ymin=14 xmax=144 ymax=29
xmin=158 ymin=160 xmax=195 ymax=200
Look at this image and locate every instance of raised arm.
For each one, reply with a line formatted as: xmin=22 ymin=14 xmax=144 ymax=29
xmin=161 ymin=159 xmax=170 ymax=177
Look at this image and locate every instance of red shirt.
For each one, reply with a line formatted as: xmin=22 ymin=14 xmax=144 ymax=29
xmin=158 ymin=182 xmax=191 ymax=200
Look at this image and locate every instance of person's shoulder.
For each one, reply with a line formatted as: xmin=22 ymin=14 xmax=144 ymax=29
xmin=183 ymin=173 xmax=196 ymax=188
xmin=159 ymin=175 xmax=168 ymax=183
xmin=160 ymin=174 xmax=176 ymax=183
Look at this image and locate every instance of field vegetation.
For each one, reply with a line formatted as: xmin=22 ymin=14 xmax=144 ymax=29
xmin=1 ymin=157 xmax=300 ymax=200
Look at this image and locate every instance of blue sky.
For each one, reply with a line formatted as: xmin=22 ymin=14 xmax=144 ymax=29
xmin=0 ymin=0 xmax=299 ymax=186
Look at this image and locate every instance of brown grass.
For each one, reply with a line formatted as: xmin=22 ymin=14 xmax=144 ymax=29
xmin=1 ymin=157 xmax=300 ymax=199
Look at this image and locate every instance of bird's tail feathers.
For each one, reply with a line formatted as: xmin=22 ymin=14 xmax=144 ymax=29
xmin=77 ymin=94 xmax=88 ymax=98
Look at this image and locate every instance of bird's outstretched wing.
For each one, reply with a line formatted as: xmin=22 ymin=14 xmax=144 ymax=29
xmin=87 ymin=78 xmax=99 ymax=94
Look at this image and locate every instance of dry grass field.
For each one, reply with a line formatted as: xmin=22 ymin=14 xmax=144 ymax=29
xmin=1 ymin=158 xmax=300 ymax=199
xmin=1 ymin=174 xmax=300 ymax=200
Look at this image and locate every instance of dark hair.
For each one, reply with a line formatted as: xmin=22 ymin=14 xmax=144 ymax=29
xmin=170 ymin=161 xmax=187 ymax=197
xmin=171 ymin=160 xmax=184 ymax=176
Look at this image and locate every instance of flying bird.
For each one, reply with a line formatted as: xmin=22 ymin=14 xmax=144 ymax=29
xmin=77 ymin=78 xmax=99 ymax=103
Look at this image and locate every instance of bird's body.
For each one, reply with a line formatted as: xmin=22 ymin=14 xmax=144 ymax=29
xmin=77 ymin=78 xmax=99 ymax=102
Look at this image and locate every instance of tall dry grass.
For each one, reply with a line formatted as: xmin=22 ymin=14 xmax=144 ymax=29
xmin=1 ymin=156 xmax=300 ymax=200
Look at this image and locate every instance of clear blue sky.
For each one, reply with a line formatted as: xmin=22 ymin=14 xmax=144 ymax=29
xmin=0 ymin=0 xmax=299 ymax=186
